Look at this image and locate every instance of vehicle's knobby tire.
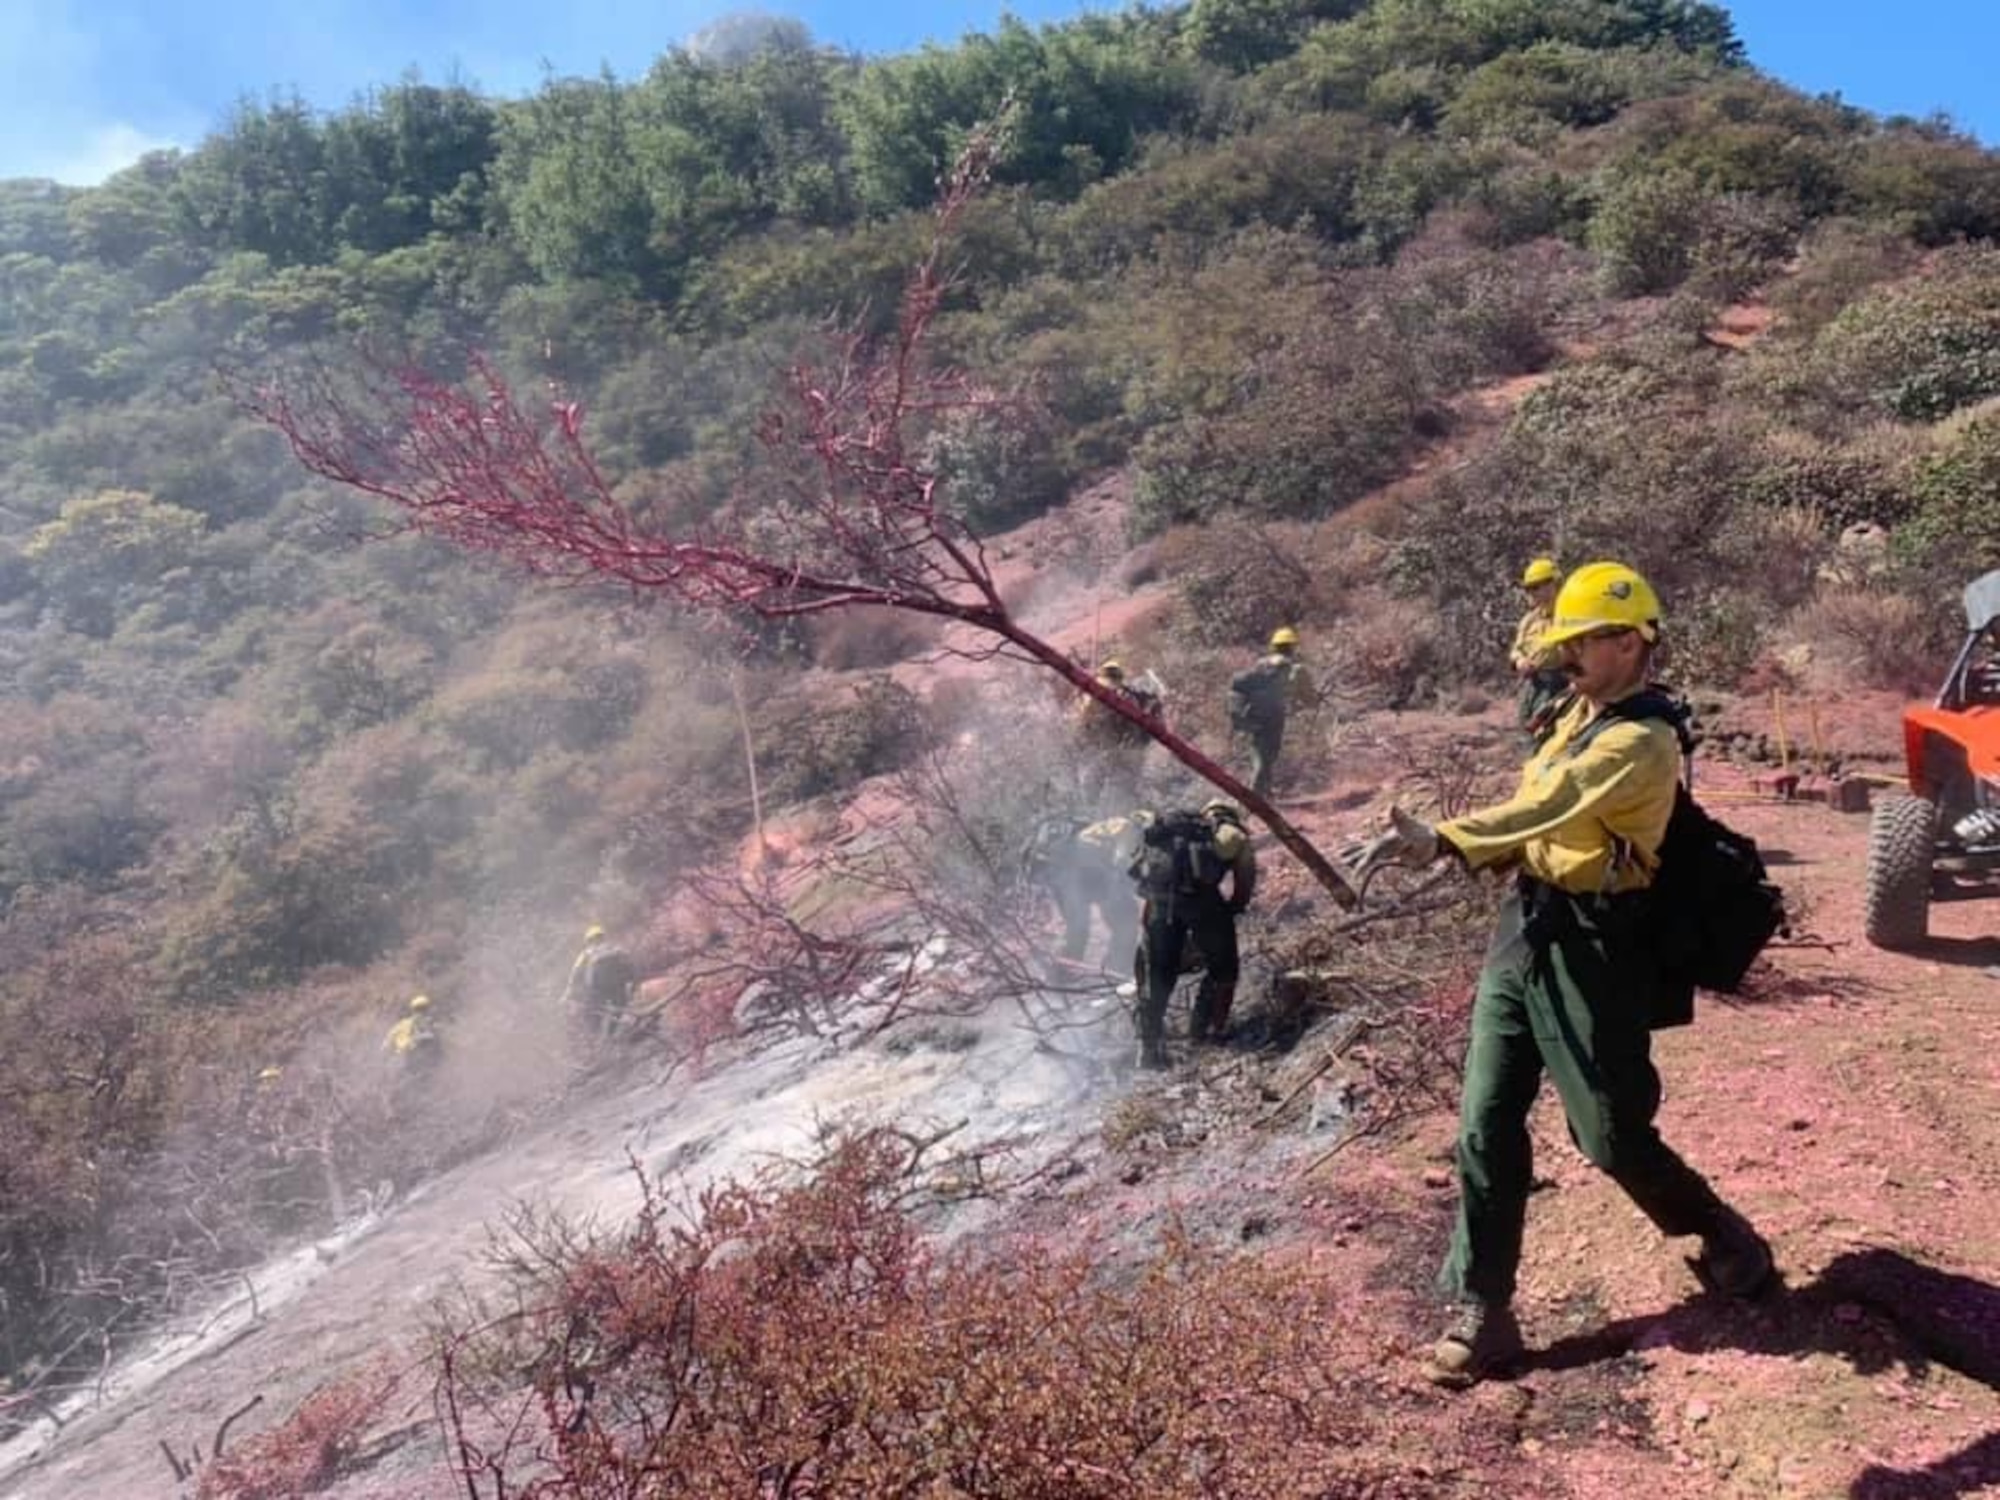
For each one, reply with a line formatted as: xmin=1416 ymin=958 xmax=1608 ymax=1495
xmin=1864 ymin=795 xmax=1936 ymax=950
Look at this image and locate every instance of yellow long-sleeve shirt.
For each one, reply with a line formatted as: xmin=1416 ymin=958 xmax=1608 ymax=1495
xmin=1510 ymin=605 xmax=1558 ymax=674
xmin=383 ymin=1015 xmax=437 ymax=1056
xmin=1437 ymin=694 xmax=1681 ymax=894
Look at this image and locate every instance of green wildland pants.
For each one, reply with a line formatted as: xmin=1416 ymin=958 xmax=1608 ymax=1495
xmin=1138 ymin=894 xmax=1239 ymax=1045
xmin=1441 ymin=883 xmax=1731 ymax=1307
xmin=1517 ymin=670 xmax=1571 ymax=745
xmin=1244 ymin=716 xmax=1284 ymax=797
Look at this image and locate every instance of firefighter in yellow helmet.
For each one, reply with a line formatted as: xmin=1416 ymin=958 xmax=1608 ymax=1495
xmin=1128 ymin=799 xmax=1256 ymax=1068
xmin=1512 ymin=558 xmax=1570 ymax=743
xmin=382 ymin=994 xmax=442 ymax=1074
xmin=1344 ymin=562 xmax=1771 ymax=1387
xmin=1227 ymin=627 xmax=1315 ymax=798
xmin=1070 ymin=657 xmax=1162 ymax=813
xmin=564 ymin=924 xmax=639 ymax=1046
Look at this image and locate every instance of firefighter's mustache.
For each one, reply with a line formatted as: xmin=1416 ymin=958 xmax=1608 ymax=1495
xmin=1559 ymin=660 xmax=1586 ymax=678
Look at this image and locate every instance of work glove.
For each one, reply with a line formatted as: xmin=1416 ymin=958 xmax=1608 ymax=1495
xmin=1340 ymin=806 xmax=1441 ymax=877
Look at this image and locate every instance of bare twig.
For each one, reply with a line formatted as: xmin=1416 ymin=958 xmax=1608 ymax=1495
xmin=213 ymin=1391 xmax=265 ymax=1457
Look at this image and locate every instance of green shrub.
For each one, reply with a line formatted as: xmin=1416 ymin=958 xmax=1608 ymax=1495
xmin=1131 ymin=337 xmax=1422 ymax=534
xmin=1587 ymin=168 xmax=1709 ymax=295
xmin=750 ymin=675 xmax=928 ymax=806
xmin=158 ymin=793 xmax=406 ymax=1001
xmin=1786 ymin=589 xmax=1939 ymax=693
xmin=925 ymin=402 xmax=1075 ymax=534
xmin=23 ymin=489 xmax=207 ymax=638
xmin=0 ymin=761 xmax=160 ymax=893
xmin=1688 ymin=192 xmax=1800 ymax=300
xmin=1739 ymin=435 xmax=1913 ymax=531
xmin=1054 ymin=116 xmax=1384 ymax=272
xmin=1455 ymin=154 xmax=1590 ymax=245
xmin=1766 ymin=219 xmax=1920 ymax=337
xmin=1806 ymin=250 xmax=2000 ymax=421
xmin=1898 ymin=415 xmax=2000 ymax=578
xmin=1443 ymin=42 xmax=1630 ymax=137
xmin=1393 ymin=328 xmax=1834 ymax=689
xmin=1848 ymin=127 xmax=2000 ymax=245
xmin=1150 ymin=520 xmax=1330 ymax=649
xmin=1130 ymin=234 xmax=1561 ymax=536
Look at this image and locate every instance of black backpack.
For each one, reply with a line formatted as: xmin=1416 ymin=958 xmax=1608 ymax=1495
xmin=1129 ymin=811 xmax=1228 ymax=900
xmin=584 ymin=946 xmax=638 ymax=1005
xmin=1582 ymin=693 xmax=1787 ymax=1016
xmin=1228 ymin=658 xmax=1287 ymax=726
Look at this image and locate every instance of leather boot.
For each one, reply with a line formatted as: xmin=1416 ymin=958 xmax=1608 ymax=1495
xmin=1192 ymin=981 xmax=1235 ymax=1042
xmin=1690 ymin=1206 xmax=1775 ymax=1299
xmin=1426 ymin=1301 xmax=1524 ymax=1389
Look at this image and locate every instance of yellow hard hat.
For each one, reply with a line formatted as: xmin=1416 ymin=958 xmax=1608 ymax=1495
xmin=408 ymin=994 xmax=431 ymax=1012
xmin=1521 ymin=557 xmax=1559 ymax=588
xmin=1098 ymin=659 xmax=1125 ymax=681
xmin=257 ymin=1066 xmax=283 ymax=1084
xmin=583 ymin=924 xmax=606 ymax=943
xmin=1539 ymin=562 xmax=1663 ymax=649
xmin=1269 ymin=626 xmax=1300 ymax=650
xmin=1201 ymin=798 xmax=1240 ymax=821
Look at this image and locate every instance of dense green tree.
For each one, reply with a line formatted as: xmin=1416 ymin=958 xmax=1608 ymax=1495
xmin=318 ymin=79 xmax=500 ymax=250
xmin=172 ymin=93 xmax=331 ymax=264
xmin=23 ymin=489 xmax=207 ymax=637
xmin=66 ymin=152 xmax=189 ymax=271
xmin=492 ymin=73 xmax=662 ymax=287
xmin=840 ymin=14 xmax=1196 ymax=216
xmin=632 ymin=32 xmax=857 ymax=259
xmin=1183 ymin=0 xmax=1366 ymax=73
xmin=0 ymin=181 xmax=74 ymax=258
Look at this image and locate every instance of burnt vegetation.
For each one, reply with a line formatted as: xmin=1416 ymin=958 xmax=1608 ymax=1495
xmin=0 ymin=0 xmax=1996 ymax=1481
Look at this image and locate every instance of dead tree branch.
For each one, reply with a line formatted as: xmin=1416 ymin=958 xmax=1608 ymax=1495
xmin=239 ymin=128 xmax=1357 ymax=910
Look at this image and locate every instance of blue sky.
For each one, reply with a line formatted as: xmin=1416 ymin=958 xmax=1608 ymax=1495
xmin=0 ymin=0 xmax=1993 ymax=185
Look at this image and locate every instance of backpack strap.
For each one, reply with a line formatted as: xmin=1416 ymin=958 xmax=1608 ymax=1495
xmin=1568 ymin=689 xmax=1695 ymax=773
xmin=1560 ymin=688 xmax=1695 ymax=888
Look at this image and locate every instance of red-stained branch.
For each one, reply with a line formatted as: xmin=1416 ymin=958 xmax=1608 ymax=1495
xmin=241 ymin=131 xmax=1355 ymax=908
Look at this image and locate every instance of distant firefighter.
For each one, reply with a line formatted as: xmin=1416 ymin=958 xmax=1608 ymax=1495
xmin=1228 ymin=626 xmax=1315 ymax=798
xmin=564 ymin=924 xmax=639 ymax=1044
xmin=1512 ymin=557 xmax=1571 ymax=743
xmin=382 ymin=994 xmax=442 ymax=1074
xmin=1070 ymin=659 xmax=1164 ymax=813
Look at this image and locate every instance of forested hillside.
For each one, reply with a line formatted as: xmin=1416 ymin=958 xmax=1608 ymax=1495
xmin=4 ymin=0 xmax=2000 ymax=1414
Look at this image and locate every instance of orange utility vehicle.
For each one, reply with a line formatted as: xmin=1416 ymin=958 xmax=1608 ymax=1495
xmin=1864 ymin=570 xmax=2000 ymax=949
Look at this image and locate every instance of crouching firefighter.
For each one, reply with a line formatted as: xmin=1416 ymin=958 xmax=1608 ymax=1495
xmin=1021 ymin=813 xmax=1143 ymax=973
xmin=1129 ymin=800 xmax=1256 ymax=1069
xmin=563 ymin=924 xmax=639 ymax=1047
xmin=1345 ymin=561 xmax=1779 ymax=1388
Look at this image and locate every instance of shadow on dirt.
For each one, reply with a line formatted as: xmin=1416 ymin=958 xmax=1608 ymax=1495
xmin=1520 ymin=1249 xmax=2000 ymax=1494
xmin=1904 ymin=935 xmax=2000 ymax=970
xmin=1524 ymin=1247 xmax=2000 ymax=1388
xmin=1519 ymin=1249 xmax=2000 ymax=1494
xmin=1720 ymin=960 xmax=1880 ymax=1010
xmin=1848 ymin=1429 xmax=2000 ymax=1498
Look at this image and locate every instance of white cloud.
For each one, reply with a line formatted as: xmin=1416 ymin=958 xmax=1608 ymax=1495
xmin=33 ymin=121 xmax=183 ymax=185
